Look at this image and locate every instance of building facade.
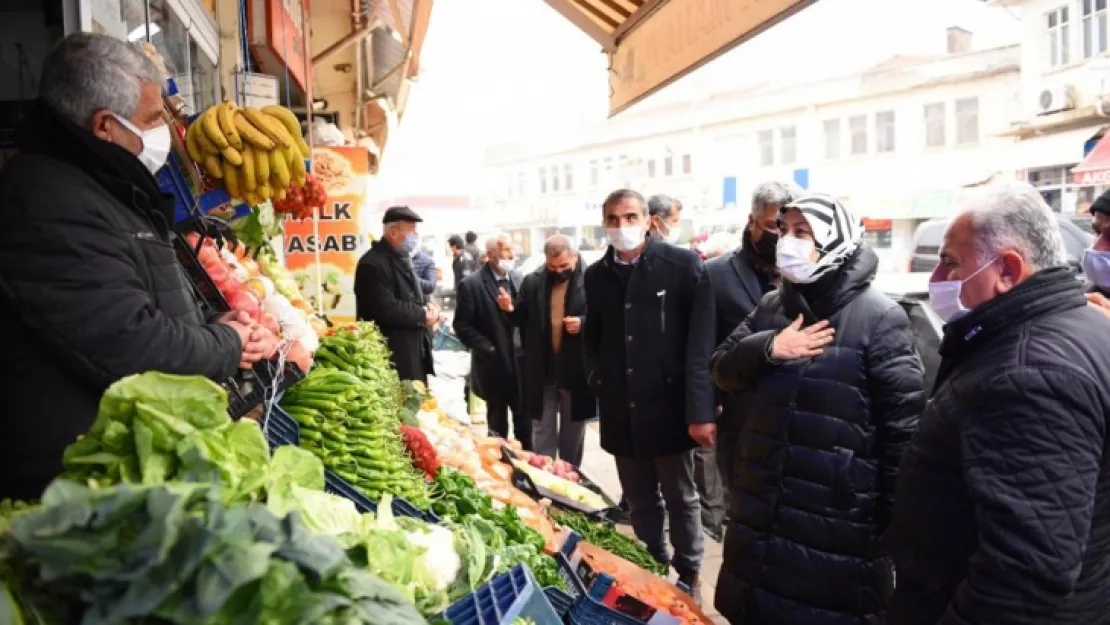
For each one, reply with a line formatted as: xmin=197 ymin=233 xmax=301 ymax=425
xmin=480 ymin=29 xmax=1022 ymax=272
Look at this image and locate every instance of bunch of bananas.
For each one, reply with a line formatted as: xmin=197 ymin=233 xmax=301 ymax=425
xmin=185 ymin=102 xmax=311 ymax=206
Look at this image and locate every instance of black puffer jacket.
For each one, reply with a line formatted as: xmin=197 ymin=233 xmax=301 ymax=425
xmin=887 ymin=267 xmax=1110 ymax=625
xmin=710 ymin=245 xmax=925 ymax=625
xmin=0 ymin=101 xmax=241 ymax=500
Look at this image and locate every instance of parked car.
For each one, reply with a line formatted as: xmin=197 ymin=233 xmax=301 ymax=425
xmin=908 ymin=214 xmax=1094 ymax=273
xmin=874 ymin=272 xmax=943 ymax=393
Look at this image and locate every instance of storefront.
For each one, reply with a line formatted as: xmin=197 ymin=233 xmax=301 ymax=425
xmin=1012 ymin=125 xmax=1106 ymax=215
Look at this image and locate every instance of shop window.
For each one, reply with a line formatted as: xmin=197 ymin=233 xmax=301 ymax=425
xmin=189 ymin=41 xmax=218 ymax=113
xmin=603 ymin=157 xmax=613 ymax=185
xmin=861 ymin=218 xmax=893 ymax=249
xmin=758 ymin=130 xmax=774 ymax=166
xmin=780 ymin=127 xmax=797 ymax=164
xmin=682 ymin=154 xmax=692 ymax=174
xmin=823 ymin=119 xmax=840 ymax=159
xmin=564 ymin=163 xmax=573 ymax=191
xmin=1047 ymin=5 xmax=1071 ymax=67
xmin=149 ymin=0 xmax=188 ymax=75
xmin=589 ymin=160 xmax=598 ymax=186
xmin=849 ymin=115 xmax=867 ymax=155
xmin=647 ymin=159 xmax=656 ymax=178
xmin=1083 ymin=0 xmax=1108 ymax=58
xmin=923 ymin=102 xmax=946 ymax=148
xmin=663 ymin=154 xmax=673 ymax=176
xmin=91 ymin=0 xmax=147 ymax=41
xmin=955 ymin=98 xmax=979 ymax=145
xmin=875 ymin=111 xmax=896 ymax=153
xmin=552 ymin=166 xmax=560 ymax=193
xmin=538 ymin=167 xmax=547 ymax=194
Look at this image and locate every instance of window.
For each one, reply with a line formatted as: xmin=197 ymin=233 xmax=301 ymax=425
xmin=849 ymin=115 xmax=868 ymax=155
xmin=538 ymin=167 xmax=547 ymax=194
xmin=189 ymin=41 xmax=219 ymax=113
xmin=780 ymin=127 xmax=797 ymax=164
xmin=1047 ymin=6 xmax=1072 ymax=67
xmin=663 ymin=154 xmax=674 ymax=176
xmin=647 ymin=159 xmax=656 ymax=178
xmin=603 ymin=157 xmax=613 ymax=184
xmin=924 ymin=102 xmax=946 ymax=148
xmin=875 ymin=110 xmax=896 ymax=153
xmin=758 ymin=130 xmax=774 ymax=166
xmin=517 ymin=172 xmax=524 ymax=197
xmin=564 ymin=163 xmax=573 ymax=191
xmin=823 ymin=119 xmax=840 ymax=159
xmin=1084 ymin=0 xmax=1108 ymax=58
xmin=681 ymin=154 xmax=692 ymax=174
xmin=589 ymin=160 xmax=598 ymax=186
xmin=955 ymin=98 xmax=979 ymax=145
xmin=551 ymin=166 xmax=560 ymax=193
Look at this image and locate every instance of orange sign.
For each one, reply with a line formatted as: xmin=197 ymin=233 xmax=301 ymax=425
xmin=610 ymin=0 xmax=816 ymax=115
xmin=283 ymin=147 xmax=370 ymax=323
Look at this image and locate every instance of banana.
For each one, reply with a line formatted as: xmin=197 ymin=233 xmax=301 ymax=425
xmin=195 ymin=122 xmax=220 ymax=155
xmin=255 ymin=146 xmax=270 ymax=185
xmin=270 ymin=148 xmax=291 ymax=188
xmin=290 ymin=151 xmax=307 ymax=187
xmin=221 ymin=146 xmax=243 ymax=167
xmin=217 ymin=102 xmax=242 ymax=150
xmin=185 ymin=122 xmax=204 ymax=163
xmin=233 ymin=111 xmax=276 ymax=151
xmin=240 ymin=145 xmax=257 ymax=192
xmin=261 ymin=105 xmax=311 ymax=158
xmin=258 ymin=183 xmax=272 ymax=201
xmin=244 ymin=191 xmax=261 ymax=206
xmin=274 ymin=187 xmax=287 ymax=201
xmin=202 ymin=155 xmax=224 ymax=179
xmin=223 ymin=160 xmax=241 ymax=199
xmin=243 ymin=107 xmax=292 ymax=149
xmin=201 ymin=106 xmax=229 ymax=151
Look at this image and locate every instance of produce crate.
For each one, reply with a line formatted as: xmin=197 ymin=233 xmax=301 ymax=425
xmin=443 ymin=564 xmax=563 ymax=625
xmin=226 ymin=359 xmax=306 ymax=419
xmin=259 ymin=405 xmax=300 ymax=450
xmin=323 ymin=469 xmax=441 ymax=524
xmin=556 ymin=534 xmax=681 ymax=625
xmin=502 ymin=448 xmax=616 ymax=516
xmin=155 ymin=152 xmax=238 ymax=224
xmin=544 ymin=587 xmax=574 ymax=621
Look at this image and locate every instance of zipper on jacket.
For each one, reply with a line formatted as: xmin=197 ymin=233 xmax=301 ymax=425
xmin=657 ymin=289 xmax=666 ymax=333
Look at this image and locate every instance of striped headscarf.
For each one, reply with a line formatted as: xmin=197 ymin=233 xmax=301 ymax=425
xmin=781 ymin=193 xmax=863 ymax=281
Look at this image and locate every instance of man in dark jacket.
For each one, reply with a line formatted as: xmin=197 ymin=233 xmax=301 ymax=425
xmin=888 ymin=182 xmax=1110 ymax=625
xmin=583 ymin=189 xmax=710 ymax=592
xmin=465 ymin=231 xmax=483 ymax=265
xmin=498 ymin=234 xmax=594 ymax=466
xmin=354 ymin=206 xmax=438 ymax=382
xmin=411 ymin=247 xmax=437 ymax=296
xmin=0 ymin=33 xmax=261 ymax=501
xmin=454 ymin=233 xmax=531 ymax=448
xmin=687 ymin=182 xmax=798 ymax=541
xmin=448 ymin=234 xmax=477 ymax=290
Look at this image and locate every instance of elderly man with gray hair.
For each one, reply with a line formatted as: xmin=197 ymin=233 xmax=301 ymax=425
xmin=685 ymin=181 xmax=800 ymax=541
xmin=0 ymin=33 xmax=265 ymax=501
xmin=497 ymin=234 xmax=595 ymax=465
xmin=887 ymin=182 xmax=1110 ymax=625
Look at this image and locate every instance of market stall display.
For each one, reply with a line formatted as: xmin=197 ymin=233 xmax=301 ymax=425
xmin=548 ymin=510 xmax=668 ymax=577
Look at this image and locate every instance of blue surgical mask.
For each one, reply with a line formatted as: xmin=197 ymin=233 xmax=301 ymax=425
xmin=1083 ymin=249 xmax=1110 ymax=288
xmin=399 ymin=234 xmax=420 ymax=255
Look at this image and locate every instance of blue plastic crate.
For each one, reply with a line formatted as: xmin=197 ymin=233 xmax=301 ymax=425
xmin=155 ymin=153 xmax=237 ymax=223
xmin=544 ymin=587 xmax=573 ymax=621
xmin=444 ymin=564 xmax=562 ymax=625
xmin=260 ymin=405 xmax=300 ymax=450
xmin=556 ymin=534 xmax=680 ymax=625
xmin=323 ymin=468 xmax=441 ymax=524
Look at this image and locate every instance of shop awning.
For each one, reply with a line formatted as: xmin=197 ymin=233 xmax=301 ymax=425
xmin=1072 ymin=131 xmax=1110 ymax=185
xmin=544 ymin=0 xmax=816 ymax=116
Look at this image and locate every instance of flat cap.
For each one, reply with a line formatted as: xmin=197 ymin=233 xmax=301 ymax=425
xmin=382 ymin=205 xmax=423 ymax=224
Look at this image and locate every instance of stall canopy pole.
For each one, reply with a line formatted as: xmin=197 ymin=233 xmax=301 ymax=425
xmin=300 ymin=2 xmax=323 ymax=316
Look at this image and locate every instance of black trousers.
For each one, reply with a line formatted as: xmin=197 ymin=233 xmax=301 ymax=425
xmin=485 ymin=358 xmax=531 ymax=449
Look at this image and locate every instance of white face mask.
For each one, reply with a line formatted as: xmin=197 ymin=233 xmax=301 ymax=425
xmin=776 ymin=236 xmax=820 ymax=283
xmin=112 ymin=113 xmax=171 ymax=173
xmin=656 ymin=221 xmax=682 ymax=245
xmin=496 ymin=258 xmax=515 ymax=275
xmin=1082 ymin=249 xmax=1110 ymax=288
xmin=606 ymin=225 xmax=645 ymax=252
xmin=928 ymin=257 xmax=998 ymax=323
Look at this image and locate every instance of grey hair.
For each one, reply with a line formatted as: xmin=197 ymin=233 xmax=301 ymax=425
xmin=647 ymin=194 xmax=681 ymax=218
xmin=485 ymin=232 xmax=512 ymax=254
xmin=40 ymin=33 xmax=164 ymax=127
xmin=751 ymin=181 xmax=802 ymax=215
xmin=543 ymin=234 xmax=577 ymax=257
xmin=960 ymin=182 xmax=1067 ymax=270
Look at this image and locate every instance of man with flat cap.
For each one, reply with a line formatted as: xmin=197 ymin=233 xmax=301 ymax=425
xmin=355 ymin=206 xmax=439 ymax=382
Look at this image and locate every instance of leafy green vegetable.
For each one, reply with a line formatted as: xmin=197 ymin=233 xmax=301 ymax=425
xmin=231 ymin=203 xmax=283 ymax=250
xmin=550 ymin=509 xmax=669 ymax=576
xmin=0 ymin=480 xmax=426 ymax=625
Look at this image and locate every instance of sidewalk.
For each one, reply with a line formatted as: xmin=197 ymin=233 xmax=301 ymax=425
xmin=577 ymin=423 xmax=727 ymax=625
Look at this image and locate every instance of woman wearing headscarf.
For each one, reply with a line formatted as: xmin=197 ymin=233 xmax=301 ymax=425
xmin=1084 ymin=192 xmax=1110 ymax=315
xmin=709 ymin=193 xmax=925 ymax=625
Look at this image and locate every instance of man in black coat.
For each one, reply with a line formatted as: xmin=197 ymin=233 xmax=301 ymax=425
xmin=448 ymin=234 xmax=477 ymax=291
xmin=354 ymin=206 xmax=438 ymax=382
xmin=0 ymin=34 xmax=262 ymax=501
xmin=687 ymin=181 xmax=798 ymax=540
xmin=888 ymin=182 xmax=1110 ymax=625
xmin=454 ymin=233 xmax=531 ymax=449
xmin=497 ymin=234 xmax=595 ymax=466
xmin=583 ymin=189 xmax=710 ymax=591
